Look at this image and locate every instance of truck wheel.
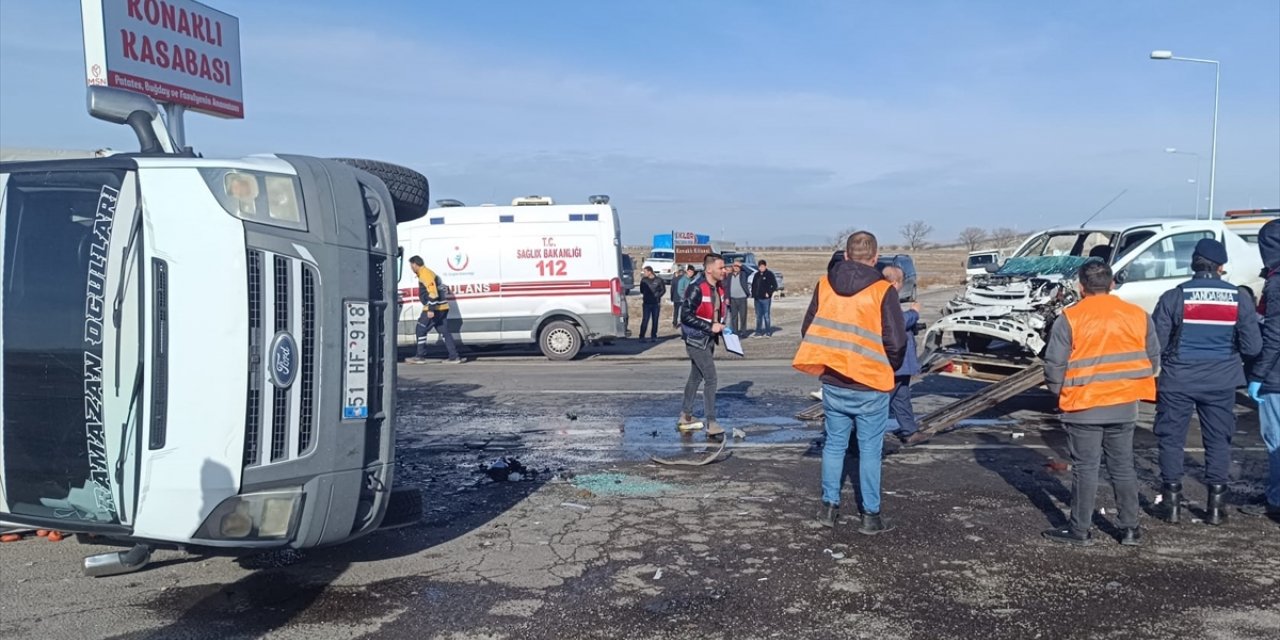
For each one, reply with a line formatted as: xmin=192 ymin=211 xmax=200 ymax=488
xmin=539 ymin=320 xmax=582 ymax=361
xmin=331 ymin=158 xmax=430 ymax=223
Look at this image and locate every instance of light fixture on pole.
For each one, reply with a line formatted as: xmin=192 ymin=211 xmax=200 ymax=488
xmin=1165 ymin=147 xmax=1202 ymax=218
xmin=1150 ymin=50 xmax=1220 ymax=219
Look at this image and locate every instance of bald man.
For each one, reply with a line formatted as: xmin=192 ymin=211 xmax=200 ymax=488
xmin=882 ymin=265 xmax=923 ymax=444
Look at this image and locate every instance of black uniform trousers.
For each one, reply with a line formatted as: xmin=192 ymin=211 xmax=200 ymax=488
xmin=1153 ymin=387 xmax=1237 ymax=485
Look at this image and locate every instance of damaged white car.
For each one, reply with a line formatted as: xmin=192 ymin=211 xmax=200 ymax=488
xmin=923 ymin=218 xmax=1271 ymax=379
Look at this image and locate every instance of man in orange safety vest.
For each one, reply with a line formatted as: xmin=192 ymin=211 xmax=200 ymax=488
xmin=1042 ymin=260 xmax=1160 ymax=547
xmin=794 ymin=231 xmax=907 ymax=535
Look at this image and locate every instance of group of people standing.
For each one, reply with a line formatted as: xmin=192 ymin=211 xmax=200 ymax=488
xmin=673 ymin=226 xmax=1280 ymax=542
xmin=637 ymin=258 xmax=779 ymax=342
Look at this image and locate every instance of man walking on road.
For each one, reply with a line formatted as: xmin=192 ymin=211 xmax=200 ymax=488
xmin=794 ymin=231 xmax=906 ymax=535
xmin=1151 ymin=238 xmax=1261 ymax=525
xmin=1246 ymin=219 xmax=1280 ymax=524
xmin=752 ymin=259 xmax=779 ymax=337
xmin=679 ymin=253 xmax=730 ymax=439
xmin=727 ymin=259 xmax=751 ymax=336
xmin=406 ymin=255 xmax=462 ymax=364
xmin=881 ymin=265 xmax=923 ymax=443
xmin=672 ymin=265 xmax=695 ymax=328
xmin=1042 ymin=261 xmax=1159 ymax=546
xmin=639 ymin=266 xmax=666 ymax=342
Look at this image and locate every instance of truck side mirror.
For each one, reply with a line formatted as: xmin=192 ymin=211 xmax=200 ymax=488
xmin=984 ymin=264 xmax=1000 ymax=273
xmin=1114 ymin=269 xmax=1128 ymax=286
xmin=396 ymin=247 xmax=404 ymax=282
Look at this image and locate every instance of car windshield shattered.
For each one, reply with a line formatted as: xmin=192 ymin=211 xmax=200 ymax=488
xmin=994 ymin=256 xmax=1093 ymax=278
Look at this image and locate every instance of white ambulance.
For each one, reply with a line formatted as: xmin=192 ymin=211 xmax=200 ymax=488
xmin=395 ymin=195 xmax=628 ymax=360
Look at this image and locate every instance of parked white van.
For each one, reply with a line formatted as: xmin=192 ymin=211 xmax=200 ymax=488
xmin=395 ymin=195 xmax=628 ymax=360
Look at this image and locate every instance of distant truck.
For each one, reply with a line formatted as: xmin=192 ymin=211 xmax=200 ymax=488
xmin=965 ymin=249 xmax=1003 ymax=282
xmin=646 ymin=232 xmax=711 ymax=282
xmin=1223 ymin=208 xmax=1280 ymax=244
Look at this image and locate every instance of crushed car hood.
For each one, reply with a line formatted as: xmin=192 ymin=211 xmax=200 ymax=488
xmin=923 ymin=255 xmax=1088 ymax=359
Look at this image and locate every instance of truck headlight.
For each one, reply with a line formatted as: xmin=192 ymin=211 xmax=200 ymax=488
xmin=198 ymin=168 xmax=307 ymax=231
xmin=195 ymin=489 xmax=303 ymax=541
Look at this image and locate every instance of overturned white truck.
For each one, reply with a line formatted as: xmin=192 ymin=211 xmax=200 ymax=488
xmin=923 ymin=217 xmax=1272 ymax=381
xmin=1 ymin=87 xmax=426 ymax=576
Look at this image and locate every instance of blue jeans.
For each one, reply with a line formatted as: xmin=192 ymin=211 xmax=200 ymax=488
xmin=820 ymin=383 xmax=890 ymax=513
xmin=1260 ymin=394 xmax=1280 ymax=507
xmin=754 ymin=298 xmax=772 ymax=335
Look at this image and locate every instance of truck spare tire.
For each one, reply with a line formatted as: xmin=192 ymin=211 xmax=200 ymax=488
xmin=331 ymin=158 xmax=430 ymax=223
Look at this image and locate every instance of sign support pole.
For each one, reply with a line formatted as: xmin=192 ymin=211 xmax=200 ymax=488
xmin=163 ymin=103 xmax=186 ymax=150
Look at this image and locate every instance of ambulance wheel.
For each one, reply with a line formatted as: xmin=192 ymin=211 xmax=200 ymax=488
xmin=539 ymin=320 xmax=582 ymax=361
xmin=331 ymin=158 xmax=430 ymax=223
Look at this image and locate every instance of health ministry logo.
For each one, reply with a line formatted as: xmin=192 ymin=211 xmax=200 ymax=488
xmin=447 ymin=246 xmax=470 ymax=271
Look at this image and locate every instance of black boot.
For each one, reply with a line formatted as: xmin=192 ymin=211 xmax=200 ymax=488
xmin=859 ymin=512 xmax=894 ymax=536
xmin=816 ymin=502 xmax=838 ymax=528
xmin=1156 ymin=482 xmax=1182 ymax=524
xmin=1206 ymin=484 xmax=1229 ymax=526
xmin=1119 ymin=527 xmax=1144 ymax=547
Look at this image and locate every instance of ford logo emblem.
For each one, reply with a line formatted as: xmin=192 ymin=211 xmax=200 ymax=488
xmin=269 ymin=331 xmax=299 ymax=389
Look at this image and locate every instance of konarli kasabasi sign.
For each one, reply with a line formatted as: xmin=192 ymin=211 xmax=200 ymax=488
xmin=81 ymin=0 xmax=244 ymax=118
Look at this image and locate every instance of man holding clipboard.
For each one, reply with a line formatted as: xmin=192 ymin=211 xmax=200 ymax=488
xmin=678 ymin=253 xmax=731 ymax=439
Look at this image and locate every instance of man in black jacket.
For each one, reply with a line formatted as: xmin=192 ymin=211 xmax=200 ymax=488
xmin=751 ymin=259 xmax=779 ymax=337
xmin=639 ymin=266 xmax=666 ymax=342
xmin=679 ymin=254 xmax=729 ymax=438
xmin=1150 ymin=238 xmax=1261 ymax=525
xmin=1246 ymin=219 xmax=1280 ymax=523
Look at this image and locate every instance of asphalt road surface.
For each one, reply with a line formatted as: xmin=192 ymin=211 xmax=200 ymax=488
xmin=3 ymin=294 xmax=1280 ymax=639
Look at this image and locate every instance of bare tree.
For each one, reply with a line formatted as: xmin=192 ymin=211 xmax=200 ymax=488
xmin=989 ymin=227 xmax=1023 ymax=249
xmin=900 ymin=220 xmax=934 ymax=251
xmin=957 ymin=227 xmax=987 ymax=251
xmin=832 ymin=227 xmax=858 ymax=251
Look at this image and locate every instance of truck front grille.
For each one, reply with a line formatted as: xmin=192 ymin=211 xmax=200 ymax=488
xmin=244 ymin=250 xmax=320 ymax=467
xmin=298 ymin=266 xmax=317 ymax=455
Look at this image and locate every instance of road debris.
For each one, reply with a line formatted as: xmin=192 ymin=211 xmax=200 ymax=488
xmin=572 ymin=473 xmax=675 ymax=496
xmin=1 ymin=528 xmax=66 ymax=543
xmin=654 ymin=569 xmax=664 ymax=580
xmin=561 ymin=502 xmax=591 ymax=511
xmin=733 ymin=428 xmax=748 ymax=440
xmin=483 ymin=456 xmax=528 ymax=482
xmin=648 ymin=435 xmax=728 ymax=467
xmin=1045 ymin=459 xmax=1070 ymax=473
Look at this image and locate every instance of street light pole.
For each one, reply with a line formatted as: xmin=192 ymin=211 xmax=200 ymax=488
xmin=1165 ymin=147 xmax=1202 ymax=217
xmin=1150 ymin=50 xmax=1221 ymax=219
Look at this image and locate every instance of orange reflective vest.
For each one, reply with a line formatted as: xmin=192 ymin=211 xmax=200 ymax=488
xmin=792 ymin=277 xmax=895 ymax=392
xmin=1058 ymin=294 xmax=1156 ymax=412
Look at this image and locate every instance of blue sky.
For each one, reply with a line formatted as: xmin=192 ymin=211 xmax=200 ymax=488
xmin=2 ymin=1 xmax=1278 ymax=246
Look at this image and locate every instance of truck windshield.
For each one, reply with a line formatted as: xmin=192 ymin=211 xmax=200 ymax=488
xmin=2 ymin=168 xmax=141 ymax=526
xmin=651 ymin=251 xmax=674 ymax=261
